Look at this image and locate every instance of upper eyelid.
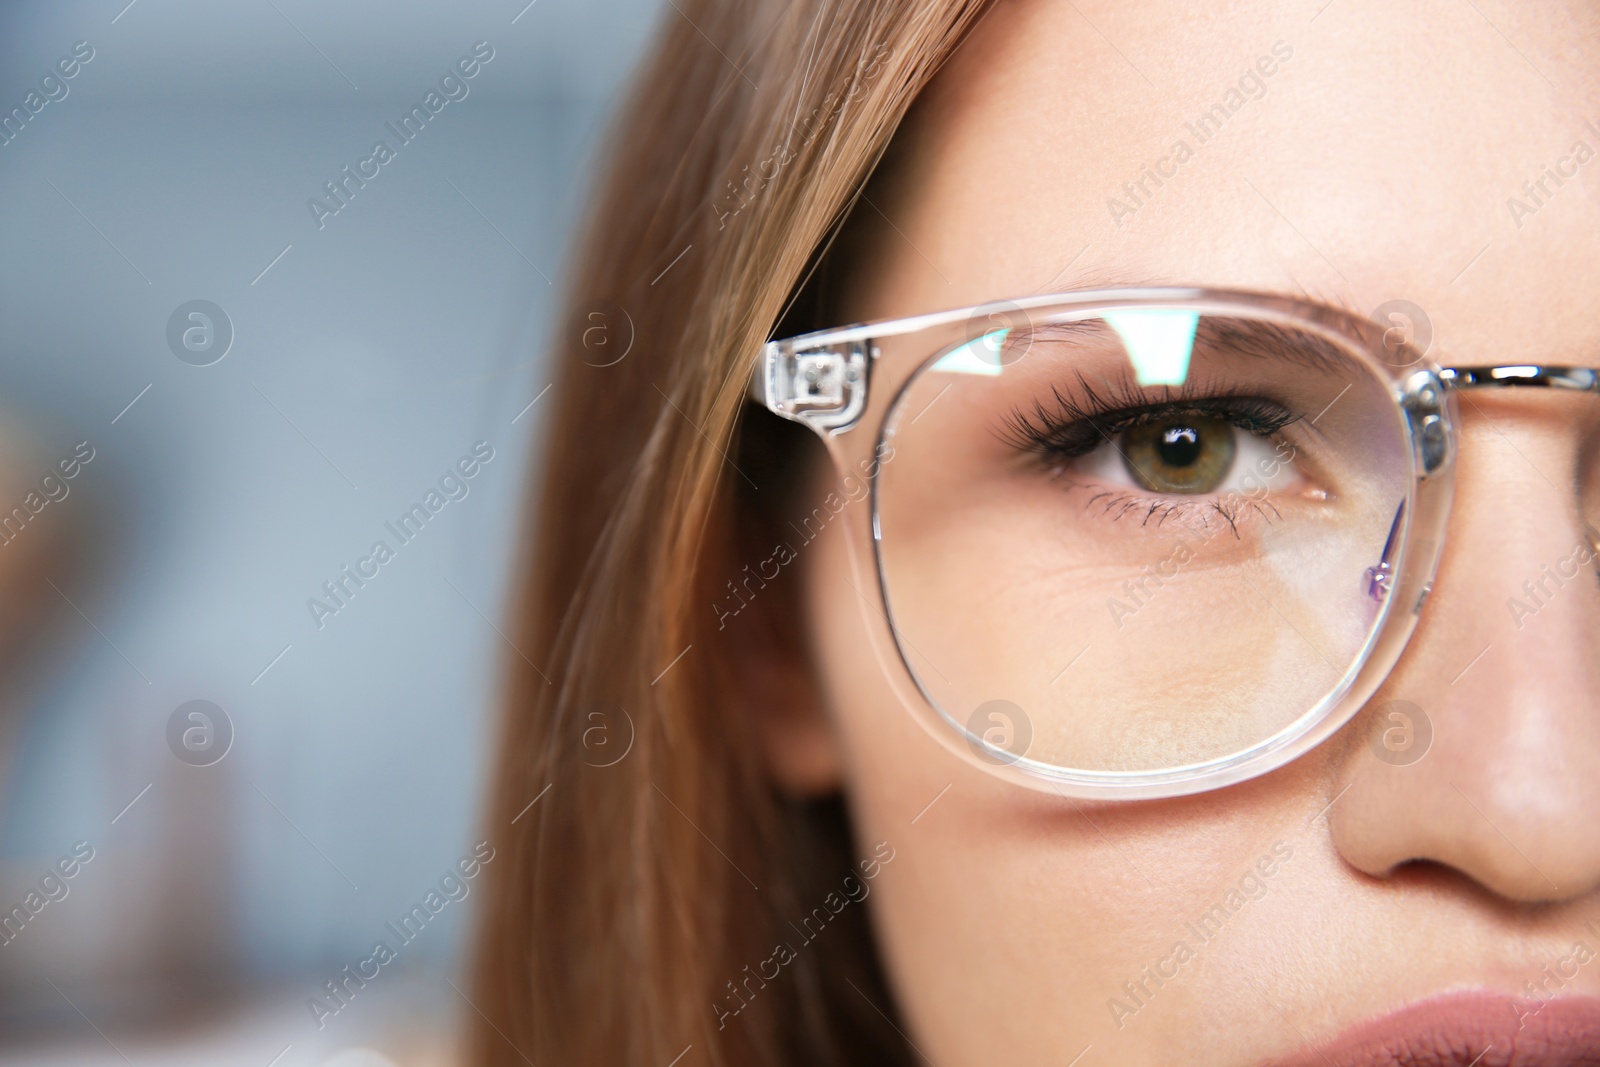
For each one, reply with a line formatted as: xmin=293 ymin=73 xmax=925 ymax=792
xmin=1076 ymin=395 xmax=1297 ymax=428
xmin=1041 ymin=403 xmax=1283 ymax=449
xmin=999 ymin=392 xmax=1298 ymax=461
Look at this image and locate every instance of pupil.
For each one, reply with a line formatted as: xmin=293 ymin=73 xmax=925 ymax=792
xmin=1157 ymin=424 xmax=1202 ymax=467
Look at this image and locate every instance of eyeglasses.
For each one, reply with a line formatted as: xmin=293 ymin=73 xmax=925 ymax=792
xmin=748 ymin=287 xmax=1598 ymax=800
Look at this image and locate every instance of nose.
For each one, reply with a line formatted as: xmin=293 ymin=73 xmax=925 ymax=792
xmin=1327 ymin=408 xmax=1600 ymax=903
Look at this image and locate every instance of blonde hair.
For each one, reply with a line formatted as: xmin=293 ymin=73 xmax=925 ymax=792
xmin=470 ymin=2 xmax=990 ymax=1063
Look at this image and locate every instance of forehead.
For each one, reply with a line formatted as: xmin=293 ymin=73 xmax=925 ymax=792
xmin=851 ymin=0 xmax=1600 ymax=366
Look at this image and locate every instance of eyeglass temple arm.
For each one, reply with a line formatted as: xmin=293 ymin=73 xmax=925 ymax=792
xmin=1440 ymin=365 xmax=1600 ymax=391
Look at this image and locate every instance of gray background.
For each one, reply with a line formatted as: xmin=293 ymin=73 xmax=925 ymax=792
xmin=0 ymin=0 xmax=664 ymax=1058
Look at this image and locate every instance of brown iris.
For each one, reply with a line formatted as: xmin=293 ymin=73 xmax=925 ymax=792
xmin=1121 ymin=415 xmax=1237 ymax=493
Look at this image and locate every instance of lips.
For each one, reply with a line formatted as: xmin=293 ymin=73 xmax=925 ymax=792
xmin=1262 ymin=993 xmax=1600 ymax=1066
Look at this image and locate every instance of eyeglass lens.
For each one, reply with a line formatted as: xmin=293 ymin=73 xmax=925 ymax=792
xmin=873 ymin=308 xmax=1411 ymax=775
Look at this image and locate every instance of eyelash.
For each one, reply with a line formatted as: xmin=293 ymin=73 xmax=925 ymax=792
xmin=996 ymin=374 xmax=1305 ymax=534
xmin=1076 ymin=488 xmax=1284 ymax=536
xmin=998 ymin=373 xmax=1302 ymax=460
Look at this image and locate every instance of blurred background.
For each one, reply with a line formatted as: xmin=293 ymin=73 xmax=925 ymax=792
xmin=0 ymin=1 xmax=663 ymax=1062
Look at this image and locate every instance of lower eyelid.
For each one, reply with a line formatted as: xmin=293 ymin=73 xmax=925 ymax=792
xmin=1069 ymin=484 xmax=1288 ymax=535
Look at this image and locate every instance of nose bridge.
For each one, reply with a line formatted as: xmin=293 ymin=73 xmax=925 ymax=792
xmin=1508 ymin=522 xmax=1600 ymax=624
xmin=1327 ymin=410 xmax=1600 ymax=903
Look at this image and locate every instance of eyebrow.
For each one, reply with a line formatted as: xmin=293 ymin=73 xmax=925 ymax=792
xmin=1036 ymin=266 xmax=1373 ymax=324
xmin=1011 ymin=314 xmax=1360 ymax=378
xmin=1198 ymin=316 xmax=1359 ymax=377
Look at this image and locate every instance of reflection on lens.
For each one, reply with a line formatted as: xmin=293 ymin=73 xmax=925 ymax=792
xmin=875 ymin=307 xmax=1410 ymax=777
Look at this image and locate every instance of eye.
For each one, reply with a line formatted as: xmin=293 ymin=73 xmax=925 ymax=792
xmin=1072 ymin=411 xmax=1302 ymax=499
xmin=1122 ymin=415 xmax=1236 ymax=493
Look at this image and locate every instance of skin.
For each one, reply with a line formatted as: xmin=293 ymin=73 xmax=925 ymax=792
xmin=765 ymin=1 xmax=1600 ymax=1063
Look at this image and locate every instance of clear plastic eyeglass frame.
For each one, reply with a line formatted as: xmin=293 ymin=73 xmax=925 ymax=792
xmin=747 ymin=287 xmax=1600 ymax=801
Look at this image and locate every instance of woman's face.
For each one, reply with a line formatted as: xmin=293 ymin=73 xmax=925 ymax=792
xmin=791 ymin=1 xmax=1600 ymax=1063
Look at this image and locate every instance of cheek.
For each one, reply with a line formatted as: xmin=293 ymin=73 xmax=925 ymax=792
xmin=800 ymin=469 xmax=1335 ymax=1065
xmin=802 ymin=494 xmax=1128 ymax=1059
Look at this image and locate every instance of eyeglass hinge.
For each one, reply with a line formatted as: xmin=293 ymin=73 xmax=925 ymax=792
xmin=755 ymin=339 xmax=870 ymax=433
xmin=1399 ymin=369 xmax=1453 ymax=479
